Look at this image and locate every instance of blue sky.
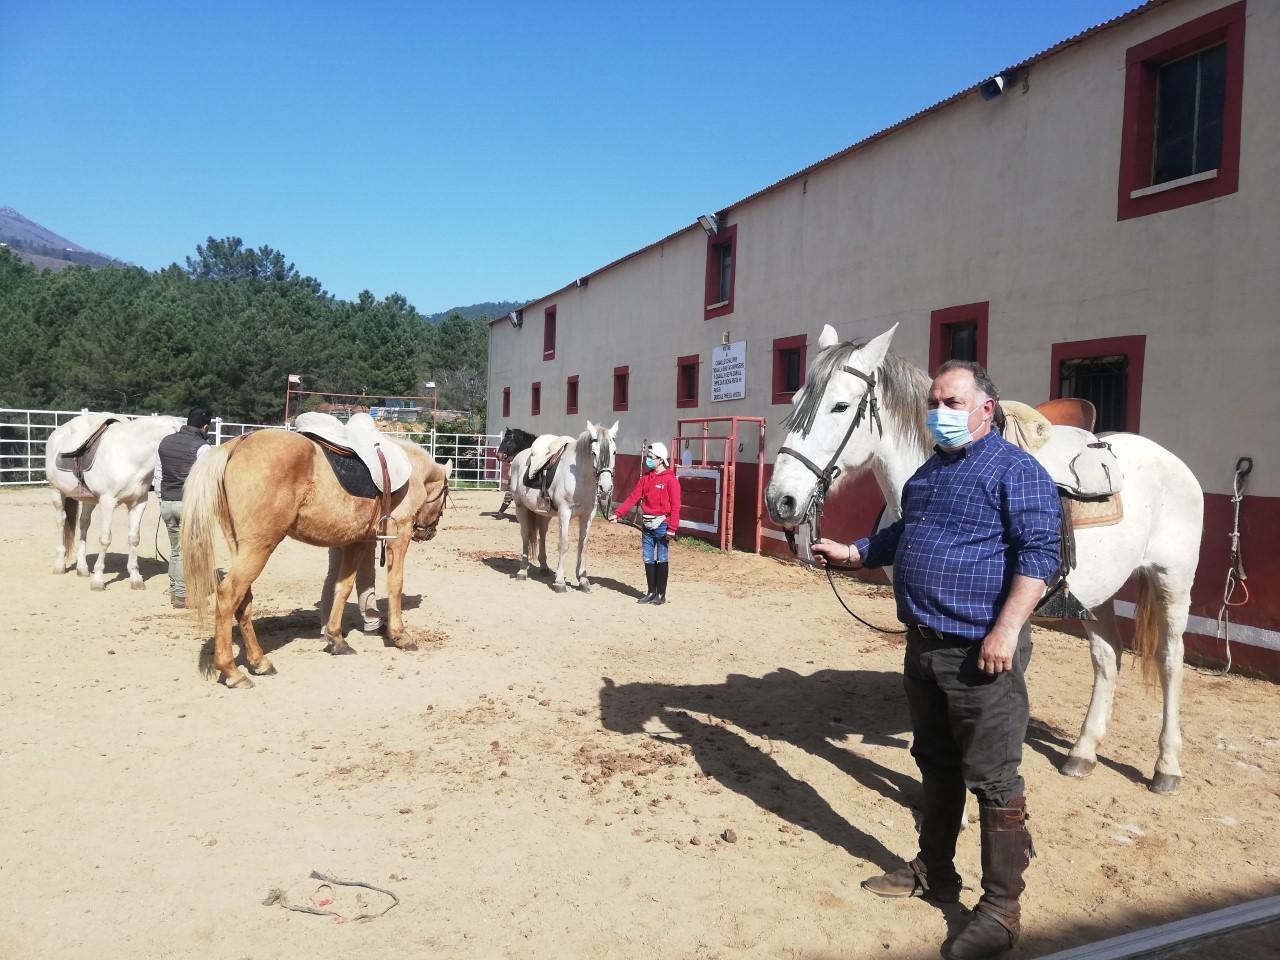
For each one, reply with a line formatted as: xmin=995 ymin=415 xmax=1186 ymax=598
xmin=3 ymin=1 xmax=1141 ymax=315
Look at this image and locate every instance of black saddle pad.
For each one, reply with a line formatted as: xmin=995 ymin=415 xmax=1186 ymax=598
xmin=318 ymin=444 xmax=379 ymax=499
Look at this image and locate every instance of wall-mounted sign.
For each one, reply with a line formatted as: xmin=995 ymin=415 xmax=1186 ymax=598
xmin=711 ymin=340 xmax=746 ymax=403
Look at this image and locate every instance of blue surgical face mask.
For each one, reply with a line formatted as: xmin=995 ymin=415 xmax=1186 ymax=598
xmin=644 ymin=457 xmax=656 ymax=470
xmin=926 ymin=406 xmax=975 ymax=448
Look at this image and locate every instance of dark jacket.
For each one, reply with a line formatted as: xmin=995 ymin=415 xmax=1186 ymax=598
xmin=157 ymin=425 xmax=208 ymax=500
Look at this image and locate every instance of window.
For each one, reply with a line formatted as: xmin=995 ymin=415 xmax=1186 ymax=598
xmin=704 ymin=223 xmax=737 ymax=320
xmin=613 ymin=365 xmax=629 ymax=412
xmin=1117 ymin=2 xmax=1244 ymax=220
xmin=676 ymin=354 xmax=699 ymax=409
xmin=929 ymin=302 xmax=989 ymax=374
xmin=771 ymin=334 xmax=806 ymax=405
xmin=566 ymin=375 xmax=579 ymax=415
xmin=1050 ymin=336 xmax=1145 ymax=434
xmin=502 ymin=386 xmax=510 ymax=418
xmin=543 ymin=305 xmax=557 ymax=360
xmin=531 ymin=381 xmax=541 ymax=417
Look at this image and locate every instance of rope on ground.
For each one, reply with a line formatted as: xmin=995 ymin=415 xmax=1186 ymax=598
xmin=1214 ymin=457 xmax=1252 ymax=676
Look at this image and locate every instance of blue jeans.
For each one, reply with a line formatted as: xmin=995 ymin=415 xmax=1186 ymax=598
xmin=642 ymin=522 xmax=669 ymax=563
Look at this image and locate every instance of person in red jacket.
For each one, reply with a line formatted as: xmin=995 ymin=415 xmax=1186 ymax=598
xmin=608 ymin=441 xmax=681 ymax=605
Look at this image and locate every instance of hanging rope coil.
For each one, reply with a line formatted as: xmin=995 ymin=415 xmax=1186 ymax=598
xmin=1214 ymin=457 xmax=1252 ymax=675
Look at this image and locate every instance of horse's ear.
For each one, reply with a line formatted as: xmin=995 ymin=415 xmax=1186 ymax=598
xmin=586 ymin=420 xmax=597 ymax=435
xmin=818 ymin=324 xmax=840 ymax=349
xmin=440 ymin=459 xmax=454 ymax=480
xmin=608 ymin=421 xmax=619 ymax=438
xmin=857 ymin=323 xmax=899 ymax=372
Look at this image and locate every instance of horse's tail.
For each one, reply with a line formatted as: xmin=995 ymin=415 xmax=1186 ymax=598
xmin=62 ymin=498 xmax=79 ymax=560
xmin=180 ymin=442 xmax=233 ymax=630
xmin=1131 ymin=568 xmax=1163 ymax=689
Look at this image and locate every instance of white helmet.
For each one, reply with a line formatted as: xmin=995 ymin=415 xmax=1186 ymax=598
xmin=647 ymin=442 xmax=669 ymax=464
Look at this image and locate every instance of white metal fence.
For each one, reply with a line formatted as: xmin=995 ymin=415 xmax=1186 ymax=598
xmin=0 ymin=408 xmax=502 ymax=488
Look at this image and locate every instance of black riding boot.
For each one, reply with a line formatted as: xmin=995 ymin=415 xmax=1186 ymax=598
xmin=863 ymin=777 xmax=965 ymax=901
xmin=947 ymin=798 xmax=1034 ymax=960
xmin=650 ymin=561 xmax=669 ymax=606
xmin=637 ymin=563 xmax=657 ymax=603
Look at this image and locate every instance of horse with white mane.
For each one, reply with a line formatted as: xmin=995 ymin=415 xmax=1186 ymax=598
xmin=46 ymin=413 xmax=185 ymax=591
xmin=508 ymin=421 xmax=618 ymax=593
xmin=764 ymin=324 xmax=1203 ymax=794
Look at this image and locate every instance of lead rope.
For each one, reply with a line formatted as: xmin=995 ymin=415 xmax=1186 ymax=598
xmin=1214 ymin=457 xmax=1252 ymax=675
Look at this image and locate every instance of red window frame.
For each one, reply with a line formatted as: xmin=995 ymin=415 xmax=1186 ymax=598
xmin=501 ymin=386 xmax=510 ymax=418
xmin=612 ymin=365 xmax=629 ymax=412
xmin=566 ymin=374 xmax=579 ymax=415
xmin=676 ymin=354 xmax=699 ymax=409
xmin=929 ymin=302 xmax=989 ymax=374
xmin=1050 ymin=335 xmax=1145 ymax=434
xmin=531 ymin=381 xmax=541 ymax=417
xmin=543 ymin=305 xmax=557 ymax=360
xmin=704 ymin=223 xmax=737 ymax=321
xmin=771 ymin=334 xmax=807 ymax=405
xmin=1117 ymin=1 xmax=1245 ymax=221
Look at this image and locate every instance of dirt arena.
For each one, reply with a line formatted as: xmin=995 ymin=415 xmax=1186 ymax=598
xmin=2 ymin=485 xmax=1278 ymax=959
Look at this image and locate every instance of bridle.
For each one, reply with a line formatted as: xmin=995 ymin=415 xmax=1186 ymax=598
xmin=776 ymin=363 xmax=905 ymax=635
xmin=777 ymin=363 xmax=884 ymax=555
xmin=409 ymin=478 xmax=450 ymax=545
xmin=591 ymin=436 xmax=616 ymax=517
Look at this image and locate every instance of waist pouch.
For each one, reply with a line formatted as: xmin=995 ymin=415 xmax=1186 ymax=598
xmin=642 ymin=513 xmax=666 ymax=531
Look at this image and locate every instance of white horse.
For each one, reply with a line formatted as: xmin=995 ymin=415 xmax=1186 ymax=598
xmin=764 ymin=324 xmax=1203 ymax=794
xmin=45 ymin=413 xmax=185 ymax=590
xmin=509 ymin=421 xmax=618 ymax=593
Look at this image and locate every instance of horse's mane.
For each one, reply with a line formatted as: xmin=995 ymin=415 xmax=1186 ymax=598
xmin=784 ymin=339 xmax=931 ymax=449
xmin=504 ymin=426 xmax=537 ymax=446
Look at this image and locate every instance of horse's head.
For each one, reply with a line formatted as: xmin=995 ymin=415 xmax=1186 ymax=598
xmin=585 ymin=419 xmax=619 ymax=501
xmin=496 ymin=428 xmax=519 ymax=462
xmin=411 ymin=459 xmax=453 ymax=542
xmin=765 ymin=323 xmax=904 ymax=528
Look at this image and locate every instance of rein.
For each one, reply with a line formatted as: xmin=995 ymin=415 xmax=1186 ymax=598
xmin=777 ymin=364 xmax=905 ymax=635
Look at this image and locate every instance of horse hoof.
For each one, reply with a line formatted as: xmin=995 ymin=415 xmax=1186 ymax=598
xmin=324 ymin=640 xmax=357 ymax=656
xmin=76 ymin=568 xmax=89 ymax=577
xmin=1149 ymin=773 xmax=1181 ymax=795
xmin=553 ymin=583 xmax=568 ymax=594
xmin=1059 ymin=756 xmax=1096 ymax=779
xmin=578 ymin=581 xmax=592 ymax=593
xmin=130 ymin=579 xmax=146 ymax=591
xmin=248 ymin=659 xmax=277 ymax=676
xmin=224 ymin=674 xmax=255 ymax=690
xmin=516 ymin=570 xmax=528 ymax=581
xmin=386 ymin=636 xmax=418 ymax=652
xmin=90 ymin=580 xmax=106 ymax=592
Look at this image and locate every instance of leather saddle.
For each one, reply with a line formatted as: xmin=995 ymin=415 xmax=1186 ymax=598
xmin=54 ymin=416 xmax=120 ymax=499
xmin=296 ymin=412 xmax=412 ymax=496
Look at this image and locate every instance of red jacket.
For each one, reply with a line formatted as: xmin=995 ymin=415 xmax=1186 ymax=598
xmin=615 ymin=469 xmax=682 ymax=532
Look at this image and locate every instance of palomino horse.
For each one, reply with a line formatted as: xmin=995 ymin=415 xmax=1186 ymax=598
xmin=45 ymin=413 xmax=185 ymax=590
xmin=180 ymin=429 xmax=452 ymax=689
xmin=764 ymin=324 xmax=1203 ymax=794
xmin=508 ymin=421 xmax=618 ymax=593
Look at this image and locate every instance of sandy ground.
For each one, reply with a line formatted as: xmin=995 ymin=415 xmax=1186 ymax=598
xmin=2 ymin=484 xmax=1279 ymax=960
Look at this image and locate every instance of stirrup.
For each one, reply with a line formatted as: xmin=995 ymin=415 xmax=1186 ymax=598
xmin=375 ymin=515 xmax=400 ymax=542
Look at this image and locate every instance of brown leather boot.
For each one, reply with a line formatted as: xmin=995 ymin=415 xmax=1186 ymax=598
xmin=863 ymin=778 xmax=965 ymax=902
xmin=947 ymin=797 xmax=1034 ymax=960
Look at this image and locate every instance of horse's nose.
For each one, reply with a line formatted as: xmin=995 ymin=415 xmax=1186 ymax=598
xmin=764 ymin=488 xmax=799 ymax=525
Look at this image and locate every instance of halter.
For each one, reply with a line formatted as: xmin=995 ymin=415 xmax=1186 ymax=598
xmin=591 ymin=436 xmax=616 ymax=517
xmin=777 ymin=364 xmax=884 ymax=553
xmin=776 ymin=364 xmax=905 ymax=635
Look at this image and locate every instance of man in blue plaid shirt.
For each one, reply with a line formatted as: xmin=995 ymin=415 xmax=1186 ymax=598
xmin=814 ymin=360 xmax=1059 ymax=960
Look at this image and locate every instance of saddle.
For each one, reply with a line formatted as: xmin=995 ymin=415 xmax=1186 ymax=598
xmin=1001 ymin=399 xmax=1124 ymax=622
xmin=54 ymin=415 xmax=120 ymax=500
xmin=296 ymin=412 xmax=413 ymax=546
xmin=523 ymin=435 xmax=573 ymax=503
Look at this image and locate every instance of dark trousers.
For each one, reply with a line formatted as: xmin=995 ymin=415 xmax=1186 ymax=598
xmin=903 ymin=623 xmax=1032 ymax=808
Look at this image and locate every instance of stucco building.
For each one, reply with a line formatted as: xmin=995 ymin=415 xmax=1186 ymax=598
xmin=487 ymin=0 xmax=1279 ymax=677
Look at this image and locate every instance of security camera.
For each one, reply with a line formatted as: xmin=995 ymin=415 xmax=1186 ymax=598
xmin=979 ymin=72 xmax=1016 ymax=101
xmin=508 ymin=310 xmax=523 ymax=328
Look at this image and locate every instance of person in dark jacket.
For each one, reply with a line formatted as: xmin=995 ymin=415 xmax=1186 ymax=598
xmin=154 ymin=406 xmax=213 ymax=608
xmin=607 ymin=441 xmax=681 ymax=605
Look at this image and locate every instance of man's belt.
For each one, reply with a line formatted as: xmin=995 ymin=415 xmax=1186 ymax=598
xmin=909 ymin=623 xmax=978 ymax=644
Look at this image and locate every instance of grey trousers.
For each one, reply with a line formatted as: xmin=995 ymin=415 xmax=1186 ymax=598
xmin=160 ymin=500 xmax=184 ymax=599
xmin=319 ymin=543 xmax=380 ymax=634
xmin=903 ymin=623 xmax=1033 ymax=808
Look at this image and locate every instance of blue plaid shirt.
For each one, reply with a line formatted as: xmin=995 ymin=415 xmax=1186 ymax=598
xmin=854 ymin=431 xmax=1061 ymax=641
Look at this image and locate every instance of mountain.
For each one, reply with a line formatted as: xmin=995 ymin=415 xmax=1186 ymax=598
xmin=0 ymin=207 xmax=129 ymax=272
xmin=427 ymin=301 xmax=525 ymax=324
